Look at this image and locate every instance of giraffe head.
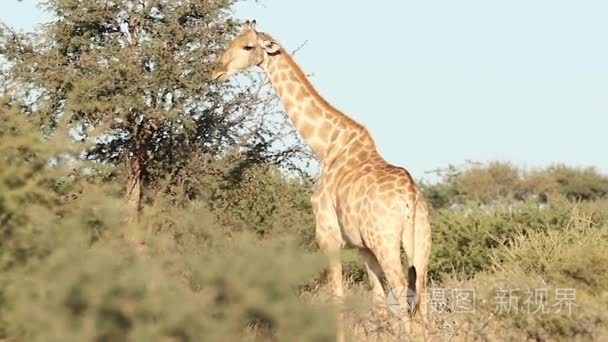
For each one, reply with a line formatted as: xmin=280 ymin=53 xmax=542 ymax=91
xmin=211 ymin=20 xmax=280 ymax=81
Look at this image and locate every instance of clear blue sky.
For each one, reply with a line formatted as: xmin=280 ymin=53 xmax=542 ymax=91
xmin=3 ymin=0 xmax=607 ymax=181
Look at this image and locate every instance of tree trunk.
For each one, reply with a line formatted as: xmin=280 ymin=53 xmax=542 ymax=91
xmin=125 ymin=154 xmax=147 ymax=255
xmin=126 ymin=154 xmax=142 ymax=223
xmin=125 ymin=116 xmax=159 ymax=254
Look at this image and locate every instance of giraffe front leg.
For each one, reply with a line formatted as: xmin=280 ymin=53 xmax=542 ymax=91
xmin=316 ymin=229 xmax=345 ymax=342
xmin=311 ymin=182 xmax=346 ymax=342
xmin=328 ymin=251 xmax=345 ymax=342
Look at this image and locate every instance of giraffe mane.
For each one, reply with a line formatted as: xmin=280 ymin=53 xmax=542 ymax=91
xmin=259 ymin=31 xmax=373 ymax=136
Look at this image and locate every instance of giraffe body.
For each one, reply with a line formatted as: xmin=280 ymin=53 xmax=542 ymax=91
xmin=212 ymin=21 xmax=432 ymax=340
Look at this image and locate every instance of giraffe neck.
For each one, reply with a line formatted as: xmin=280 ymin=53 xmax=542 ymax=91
xmin=261 ymin=47 xmax=374 ymax=166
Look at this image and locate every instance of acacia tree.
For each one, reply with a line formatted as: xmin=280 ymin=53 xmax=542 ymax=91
xmin=1 ymin=0 xmax=306 ymax=226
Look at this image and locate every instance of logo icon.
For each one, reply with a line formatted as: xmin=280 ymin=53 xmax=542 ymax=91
xmin=386 ymin=286 xmax=416 ymax=316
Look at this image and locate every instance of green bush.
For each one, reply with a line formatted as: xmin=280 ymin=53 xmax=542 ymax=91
xmin=423 ymin=161 xmax=608 ymax=209
xmin=543 ymin=164 xmax=608 ymax=201
xmin=0 ymin=104 xmax=336 ymax=341
xmin=2 ymin=230 xmax=334 ymax=342
xmin=207 ymin=164 xmax=316 ymax=247
xmin=0 ymin=101 xmax=78 ymax=271
xmin=429 ymin=197 xmax=608 ymax=280
xmin=4 ymin=96 xmax=608 ymax=341
xmin=438 ymin=213 xmax=608 ymax=341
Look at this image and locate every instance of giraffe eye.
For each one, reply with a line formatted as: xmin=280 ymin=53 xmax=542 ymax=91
xmin=243 ymin=45 xmax=255 ymax=51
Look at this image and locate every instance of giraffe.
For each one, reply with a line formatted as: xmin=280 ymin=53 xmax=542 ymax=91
xmin=212 ymin=20 xmax=432 ymax=340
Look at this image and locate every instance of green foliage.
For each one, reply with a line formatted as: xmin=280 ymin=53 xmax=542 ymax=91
xmin=0 ymin=105 xmax=335 ymax=341
xmin=3 ymin=100 xmax=608 ymax=340
xmin=3 ymin=8 xmax=608 ymax=336
xmin=142 ymin=150 xmax=318 ymax=249
xmin=542 ymin=164 xmax=608 ymax=201
xmin=0 ymin=99 xmax=73 ymax=271
xmin=423 ymin=161 xmax=608 ymax=209
xmin=3 ymin=229 xmax=334 ymax=342
xmin=1 ymin=0 xmax=309 ymax=227
xmin=429 ymin=196 xmax=608 ymax=280
xmin=425 ymin=161 xmax=523 ymax=207
xmin=497 ymin=210 xmax=608 ymax=296
xmin=208 ymin=164 xmax=316 ymax=244
xmin=440 ymin=214 xmax=608 ymax=341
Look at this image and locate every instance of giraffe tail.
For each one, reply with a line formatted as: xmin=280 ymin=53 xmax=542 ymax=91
xmin=402 ymin=197 xmax=418 ymax=315
xmin=406 ymin=265 xmax=417 ymax=315
xmin=403 ymin=193 xmax=431 ymax=317
xmin=411 ymin=195 xmax=431 ymax=318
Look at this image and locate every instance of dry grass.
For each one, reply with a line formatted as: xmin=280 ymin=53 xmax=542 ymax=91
xmin=300 ymin=210 xmax=608 ymax=342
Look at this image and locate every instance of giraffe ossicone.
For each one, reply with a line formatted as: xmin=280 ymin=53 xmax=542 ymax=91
xmin=212 ymin=20 xmax=432 ymax=340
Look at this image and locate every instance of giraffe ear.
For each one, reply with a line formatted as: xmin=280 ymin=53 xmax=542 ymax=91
xmin=259 ymin=36 xmax=280 ymax=54
xmin=263 ymin=41 xmax=280 ymax=54
xmin=241 ymin=19 xmax=257 ymax=33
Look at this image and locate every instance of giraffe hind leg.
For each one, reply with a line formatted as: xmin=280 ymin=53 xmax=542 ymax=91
xmin=365 ymin=222 xmax=409 ymax=316
xmin=359 ymin=248 xmax=387 ymax=310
